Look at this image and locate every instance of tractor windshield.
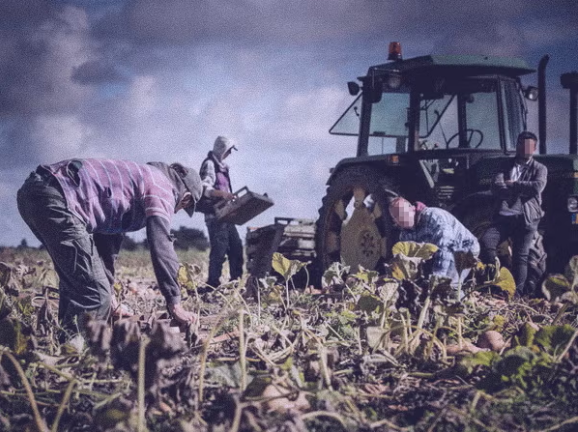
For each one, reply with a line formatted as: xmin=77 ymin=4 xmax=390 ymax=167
xmin=330 ymin=76 xmax=523 ymax=155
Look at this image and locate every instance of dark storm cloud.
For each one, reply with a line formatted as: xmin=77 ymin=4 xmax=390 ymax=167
xmin=91 ymin=0 xmax=576 ymax=53
xmin=0 ymin=0 xmax=51 ymax=28
xmin=0 ymin=3 xmax=93 ymax=116
xmin=71 ymin=60 xmax=128 ymax=84
xmin=95 ymin=0 xmax=383 ymax=46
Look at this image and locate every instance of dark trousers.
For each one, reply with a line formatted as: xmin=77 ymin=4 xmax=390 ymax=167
xmin=206 ymin=218 xmax=244 ymax=287
xmin=17 ymin=171 xmax=118 ymax=337
xmin=480 ymin=214 xmax=537 ymax=295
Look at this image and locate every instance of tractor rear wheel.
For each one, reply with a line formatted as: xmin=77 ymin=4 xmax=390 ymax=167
xmin=315 ymin=166 xmax=396 ymax=275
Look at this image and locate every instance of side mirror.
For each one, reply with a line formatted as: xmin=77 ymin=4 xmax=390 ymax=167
xmin=347 ymin=81 xmax=360 ymax=96
xmin=524 ymin=86 xmax=539 ymax=101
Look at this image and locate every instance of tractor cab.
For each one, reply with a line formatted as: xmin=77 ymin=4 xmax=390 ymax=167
xmin=331 ymin=45 xmax=535 ymax=157
xmin=328 ymin=44 xmax=537 ymax=208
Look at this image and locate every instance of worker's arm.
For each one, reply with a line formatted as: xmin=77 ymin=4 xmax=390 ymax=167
xmin=422 ymin=210 xmax=459 ymax=279
xmin=146 ymin=215 xmax=196 ymax=324
xmin=513 ymin=163 xmax=547 ymax=197
xmin=491 ymin=172 xmax=512 ymax=200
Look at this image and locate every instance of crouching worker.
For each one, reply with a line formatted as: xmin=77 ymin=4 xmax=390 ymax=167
xmin=388 ymin=197 xmax=480 ymax=285
xmin=17 ymin=158 xmax=203 ymax=347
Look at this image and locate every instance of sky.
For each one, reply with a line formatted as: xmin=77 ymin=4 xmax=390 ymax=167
xmin=0 ymin=0 xmax=577 ymax=246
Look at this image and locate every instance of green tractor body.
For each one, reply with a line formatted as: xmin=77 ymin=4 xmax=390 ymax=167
xmin=316 ymin=47 xmax=578 ymax=278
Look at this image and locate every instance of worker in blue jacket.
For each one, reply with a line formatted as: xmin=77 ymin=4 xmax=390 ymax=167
xmin=389 ymin=196 xmax=480 ymax=284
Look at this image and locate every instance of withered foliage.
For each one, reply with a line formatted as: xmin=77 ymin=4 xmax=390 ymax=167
xmin=0 ymin=246 xmax=577 ymax=432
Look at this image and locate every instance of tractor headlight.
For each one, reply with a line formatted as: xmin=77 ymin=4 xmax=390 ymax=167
xmin=568 ymin=196 xmax=578 ymax=212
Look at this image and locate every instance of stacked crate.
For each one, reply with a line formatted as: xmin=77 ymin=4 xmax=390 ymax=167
xmin=245 ymin=217 xmax=316 ymax=279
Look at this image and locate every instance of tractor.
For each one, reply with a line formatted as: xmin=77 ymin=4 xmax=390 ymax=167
xmin=314 ymin=42 xmax=578 ymax=287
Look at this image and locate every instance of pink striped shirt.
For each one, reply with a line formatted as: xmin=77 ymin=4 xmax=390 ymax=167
xmin=43 ymin=159 xmax=177 ymax=233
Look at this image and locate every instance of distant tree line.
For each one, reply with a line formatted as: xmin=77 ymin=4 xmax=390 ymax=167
xmin=121 ymin=226 xmax=209 ymax=251
xmin=10 ymin=226 xmax=209 ymax=252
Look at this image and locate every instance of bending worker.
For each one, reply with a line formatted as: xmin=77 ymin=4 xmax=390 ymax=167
xmin=17 ymin=158 xmax=202 ymax=346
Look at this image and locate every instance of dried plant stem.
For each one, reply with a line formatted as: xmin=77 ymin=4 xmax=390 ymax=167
xmin=424 ymin=317 xmax=441 ymax=360
xmin=400 ymin=313 xmax=409 ymax=353
xmin=229 ymin=398 xmax=244 ymax=432
xmin=416 ymin=295 xmax=431 ymax=329
xmin=239 ymin=310 xmax=247 ymax=392
xmin=138 ymin=338 xmax=150 ymax=432
xmin=256 ymin=278 xmax=262 ymax=321
xmin=37 ymin=362 xmax=74 ymax=380
xmin=318 ymin=343 xmax=332 ymax=389
xmin=542 ymin=415 xmax=578 ymax=432
xmin=93 ymin=392 xmax=123 ymax=410
xmin=457 ymin=316 xmax=464 ymax=349
xmin=369 ymin=416 xmax=409 ymax=430
xmin=301 ymin=411 xmax=348 ymax=428
xmin=447 ymin=406 xmax=503 ymax=432
xmin=285 ymin=281 xmax=291 ymax=310
xmin=1 ymin=349 xmax=49 ymax=432
xmin=198 ymin=313 xmax=230 ymax=402
xmin=555 ymin=328 xmax=578 ymax=363
xmin=51 ymin=379 xmax=76 ymax=432
xmin=551 ymin=303 xmax=569 ymax=325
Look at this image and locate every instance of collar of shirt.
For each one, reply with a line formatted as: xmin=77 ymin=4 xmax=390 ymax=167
xmin=511 ymin=159 xmax=531 ymax=181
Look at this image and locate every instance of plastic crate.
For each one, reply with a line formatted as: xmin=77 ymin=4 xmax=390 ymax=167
xmin=214 ymin=187 xmax=274 ymax=225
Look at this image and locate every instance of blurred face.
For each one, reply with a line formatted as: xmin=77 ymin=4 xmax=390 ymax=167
xmin=175 ymin=192 xmax=193 ymax=213
xmin=516 ymin=137 xmax=537 ymax=159
xmin=389 ymin=199 xmax=416 ymax=229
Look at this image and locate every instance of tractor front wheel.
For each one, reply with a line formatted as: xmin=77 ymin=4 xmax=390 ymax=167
xmin=315 ymin=167 xmax=396 ymax=275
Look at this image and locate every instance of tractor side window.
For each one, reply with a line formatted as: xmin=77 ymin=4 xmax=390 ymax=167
xmin=465 ymin=91 xmax=500 ymax=150
xmin=329 ymin=89 xmax=410 ymax=155
xmin=368 ymin=91 xmax=410 ymax=155
xmin=329 ymin=95 xmax=362 ymax=136
xmin=502 ymin=80 xmax=524 ymax=151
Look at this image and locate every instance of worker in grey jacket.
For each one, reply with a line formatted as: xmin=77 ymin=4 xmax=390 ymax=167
xmin=480 ymin=131 xmax=548 ymax=296
xmin=199 ymin=136 xmax=244 ymax=289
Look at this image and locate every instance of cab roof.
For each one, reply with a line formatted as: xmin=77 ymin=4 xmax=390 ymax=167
xmin=366 ymin=55 xmax=535 ymax=79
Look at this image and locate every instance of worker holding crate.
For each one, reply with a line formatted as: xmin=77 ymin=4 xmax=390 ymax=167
xmin=199 ymin=136 xmax=244 ymax=290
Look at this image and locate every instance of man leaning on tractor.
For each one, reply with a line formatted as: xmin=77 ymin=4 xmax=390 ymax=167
xmin=480 ymin=131 xmax=548 ymax=297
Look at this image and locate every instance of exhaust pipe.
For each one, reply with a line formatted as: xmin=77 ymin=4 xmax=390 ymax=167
xmin=538 ymin=55 xmax=549 ymax=155
xmin=561 ymin=72 xmax=578 ymax=155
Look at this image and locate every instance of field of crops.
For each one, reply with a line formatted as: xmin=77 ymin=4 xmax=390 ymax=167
xmin=1 ymin=244 xmax=578 ymax=432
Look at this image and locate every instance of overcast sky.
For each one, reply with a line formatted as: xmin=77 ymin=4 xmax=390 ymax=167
xmin=1 ymin=0 xmax=577 ymax=246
